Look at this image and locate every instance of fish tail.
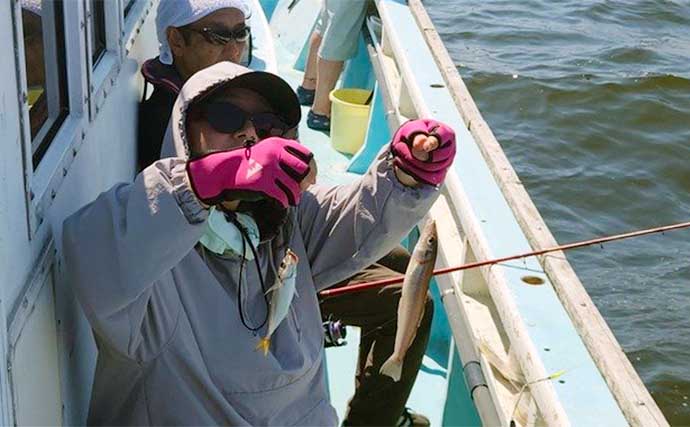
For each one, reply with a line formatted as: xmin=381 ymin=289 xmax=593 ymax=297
xmin=379 ymin=355 xmax=403 ymax=382
xmin=255 ymin=337 xmax=271 ymax=356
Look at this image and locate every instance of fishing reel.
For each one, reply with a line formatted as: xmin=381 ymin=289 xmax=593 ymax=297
xmin=323 ymin=318 xmax=347 ymax=348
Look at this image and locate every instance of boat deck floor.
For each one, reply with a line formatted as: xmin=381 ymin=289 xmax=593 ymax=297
xmin=274 ymin=41 xmax=452 ymax=427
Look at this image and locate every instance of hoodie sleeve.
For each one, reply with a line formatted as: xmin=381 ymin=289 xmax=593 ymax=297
xmin=62 ymin=158 xmax=207 ymax=358
xmin=298 ymin=148 xmax=440 ymax=291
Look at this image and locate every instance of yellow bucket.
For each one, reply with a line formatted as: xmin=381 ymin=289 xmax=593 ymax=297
xmin=329 ymin=88 xmax=372 ymax=154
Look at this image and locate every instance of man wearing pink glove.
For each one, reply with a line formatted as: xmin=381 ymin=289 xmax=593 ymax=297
xmin=137 ymin=2 xmax=448 ymax=424
xmin=63 ymin=61 xmax=456 ymax=426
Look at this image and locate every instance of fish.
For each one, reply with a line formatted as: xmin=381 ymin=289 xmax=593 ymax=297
xmin=256 ymin=248 xmax=299 ymax=356
xmin=380 ymin=219 xmax=438 ymax=381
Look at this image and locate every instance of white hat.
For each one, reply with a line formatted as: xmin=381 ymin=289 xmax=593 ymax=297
xmin=156 ymin=0 xmax=251 ymax=65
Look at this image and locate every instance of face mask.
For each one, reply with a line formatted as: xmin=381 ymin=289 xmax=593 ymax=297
xmin=199 ymin=208 xmax=260 ymax=259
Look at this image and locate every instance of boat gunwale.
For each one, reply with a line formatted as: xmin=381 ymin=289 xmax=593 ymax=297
xmin=372 ymin=2 xmax=570 ymax=424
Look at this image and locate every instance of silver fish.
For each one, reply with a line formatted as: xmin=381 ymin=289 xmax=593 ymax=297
xmin=256 ymin=248 xmax=299 ymax=356
xmin=380 ymin=220 xmax=438 ymax=381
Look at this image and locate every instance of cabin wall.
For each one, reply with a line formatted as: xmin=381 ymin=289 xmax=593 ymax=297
xmin=0 ymin=0 xmax=31 ymax=324
xmin=1 ymin=1 xmax=159 ymax=425
xmin=0 ymin=3 xmax=24 ymax=424
xmin=1 ymin=0 xmax=36 ymax=419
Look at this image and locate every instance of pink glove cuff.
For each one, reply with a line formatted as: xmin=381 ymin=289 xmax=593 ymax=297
xmin=390 ymin=119 xmax=456 ymax=186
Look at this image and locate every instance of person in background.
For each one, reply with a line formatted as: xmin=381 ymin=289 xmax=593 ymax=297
xmin=63 ymin=61 xmax=456 ymax=425
xmin=137 ymin=0 xmax=252 ymax=171
xmin=139 ymin=1 xmax=436 ymax=424
xmin=296 ymin=0 xmax=369 ymax=131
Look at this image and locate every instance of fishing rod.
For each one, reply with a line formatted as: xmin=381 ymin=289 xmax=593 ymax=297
xmin=319 ymin=220 xmax=690 ymax=298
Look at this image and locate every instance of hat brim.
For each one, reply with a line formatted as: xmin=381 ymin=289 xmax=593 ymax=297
xmin=202 ymin=71 xmax=301 ymax=129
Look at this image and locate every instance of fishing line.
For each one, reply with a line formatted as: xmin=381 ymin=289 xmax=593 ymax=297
xmin=231 ymin=213 xmax=270 ymax=332
xmin=508 ymin=370 xmax=566 ymax=427
xmin=327 ymin=316 xmax=418 ymax=353
xmin=358 ymin=317 xmax=399 ymax=341
xmin=320 ymin=220 xmax=690 ymax=297
xmin=543 ymin=253 xmax=568 ymax=263
xmin=495 ymin=263 xmax=547 ymax=275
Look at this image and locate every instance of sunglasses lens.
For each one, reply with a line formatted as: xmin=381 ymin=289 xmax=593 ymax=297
xmin=203 ymin=102 xmax=248 ymax=133
xmin=252 ymin=113 xmax=289 ymax=138
xmin=208 ymin=26 xmax=250 ymax=44
xmin=207 ymin=32 xmax=228 ymax=45
xmin=233 ymin=27 xmax=251 ymax=42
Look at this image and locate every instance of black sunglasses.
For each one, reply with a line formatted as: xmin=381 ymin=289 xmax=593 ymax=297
xmin=182 ymin=25 xmax=251 ymax=45
xmin=199 ymin=102 xmax=290 ymax=139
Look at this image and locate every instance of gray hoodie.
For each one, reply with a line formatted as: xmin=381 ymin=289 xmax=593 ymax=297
xmin=63 ymin=62 xmax=439 ymax=426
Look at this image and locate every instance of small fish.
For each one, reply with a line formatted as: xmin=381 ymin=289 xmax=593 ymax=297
xmin=256 ymin=249 xmax=299 ymax=356
xmin=380 ymin=220 xmax=438 ymax=381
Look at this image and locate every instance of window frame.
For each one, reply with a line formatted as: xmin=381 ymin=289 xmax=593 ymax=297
xmin=14 ymin=1 xmax=72 ymax=169
xmin=121 ymin=0 xmax=154 ymax=57
xmin=10 ymin=0 xmax=85 ymax=239
xmin=123 ymin=0 xmax=138 ymax=17
xmin=89 ymin=0 xmax=108 ymax=65
xmin=27 ymin=1 xmax=71 ymax=168
xmin=11 ymin=0 xmax=152 ymax=241
xmin=83 ymin=0 xmax=121 ymax=123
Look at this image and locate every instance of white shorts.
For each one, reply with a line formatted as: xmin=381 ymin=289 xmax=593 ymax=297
xmin=314 ymin=0 xmax=368 ymax=61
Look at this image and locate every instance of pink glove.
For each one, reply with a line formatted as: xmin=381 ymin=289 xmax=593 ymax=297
xmin=390 ymin=119 xmax=456 ymax=186
xmin=187 ymin=137 xmax=313 ymax=208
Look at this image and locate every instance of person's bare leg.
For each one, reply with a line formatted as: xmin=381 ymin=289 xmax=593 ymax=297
xmin=300 ymin=33 xmax=322 ymax=90
xmin=311 ymin=56 xmax=344 ymax=117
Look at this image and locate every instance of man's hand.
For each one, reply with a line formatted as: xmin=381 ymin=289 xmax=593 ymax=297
xmin=186 ymin=137 xmax=314 ymax=208
xmin=390 ymin=119 xmax=456 ymax=187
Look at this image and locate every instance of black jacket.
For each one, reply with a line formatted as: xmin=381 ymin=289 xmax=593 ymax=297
xmin=137 ymin=57 xmax=184 ymax=171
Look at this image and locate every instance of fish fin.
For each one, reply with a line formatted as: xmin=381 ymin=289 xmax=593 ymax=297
xmin=379 ymin=356 xmax=403 ymax=382
xmin=264 ymin=282 xmax=283 ymax=295
xmin=255 ymin=337 xmax=271 ymax=356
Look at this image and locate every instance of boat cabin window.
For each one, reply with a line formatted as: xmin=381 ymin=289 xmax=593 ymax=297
xmin=89 ymin=0 xmax=107 ymax=66
xmin=123 ymin=0 xmax=137 ymax=17
xmin=20 ymin=0 xmax=69 ymax=167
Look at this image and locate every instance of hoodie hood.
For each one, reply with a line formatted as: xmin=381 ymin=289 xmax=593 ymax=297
xmin=160 ymin=61 xmax=301 ymax=160
xmin=141 ymin=57 xmax=184 ymax=95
